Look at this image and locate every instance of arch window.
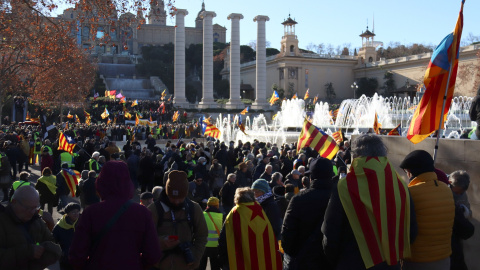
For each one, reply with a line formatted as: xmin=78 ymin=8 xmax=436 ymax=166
xmin=290 ymin=45 xmax=295 ymax=52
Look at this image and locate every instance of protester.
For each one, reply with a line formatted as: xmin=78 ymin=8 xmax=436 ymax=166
xmin=53 ymin=202 xmax=81 ymax=270
xmin=199 ymin=197 xmax=223 ymax=270
xmin=251 ymin=179 xmax=282 ymax=240
xmin=468 ymin=85 xmax=480 ymax=139
xmin=140 ymin=191 xmax=154 ymax=207
xmin=35 ymin=167 xmax=57 ymax=214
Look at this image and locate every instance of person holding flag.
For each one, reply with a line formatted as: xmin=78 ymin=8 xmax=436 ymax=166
xmin=56 ymin=163 xmax=80 ymax=210
xmin=297 ymin=118 xmax=339 ymax=160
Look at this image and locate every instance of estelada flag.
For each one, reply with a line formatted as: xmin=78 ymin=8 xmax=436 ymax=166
xmin=75 ymin=115 xmax=81 ymax=123
xmin=237 ymin=115 xmax=247 ymax=135
xmin=101 ymin=108 xmax=109 ymax=119
xmin=337 ymin=156 xmax=411 ymax=268
xmin=373 ymin=112 xmax=382 ymax=135
xmin=83 ymin=110 xmax=90 ymax=118
xmin=120 ymin=97 xmax=126 ymax=104
xmin=407 ymin=0 xmax=464 ymax=144
xmin=132 ymin=99 xmax=138 ymax=107
xmin=161 ymin=89 xmax=167 ymax=100
xmin=292 ymin=93 xmax=298 ymax=99
xmin=125 ymin=111 xmax=132 ymax=119
xmin=313 ymin=95 xmax=318 ymax=104
xmin=388 ymin=123 xmax=402 ymax=136
xmin=204 ymin=124 xmax=221 ymax=139
xmin=297 ymin=118 xmax=339 ymax=160
xmin=240 ymin=106 xmax=249 ymax=115
xmin=225 ymin=201 xmax=282 ymax=270
xmin=332 ymin=130 xmax=343 ymax=143
xmin=172 ymin=111 xmax=180 ymax=122
xmin=269 ymin=91 xmax=279 ymax=105
xmin=135 ymin=114 xmax=140 ymax=126
xmin=61 ymin=168 xmax=80 ymax=197
xmin=304 ymin=89 xmax=310 ymax=100
xmin=67 ymin=111 xmax=73 ymax=119
xmin=58 ymin=132 xmax=76 ymax=154
xmin=107 ymin=118 xmax=112 ymax=125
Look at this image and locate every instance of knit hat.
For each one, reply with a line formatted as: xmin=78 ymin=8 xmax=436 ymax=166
xmin=166 ymin=170 xmax=189 ymax=199
xmin=251 ymin=179 xmax=271 ymax=194
xmin=64 ymin=202 xmax=81 ymax=214
xmin=207 ymin=197 xmax=219 ymax=207
xmin=400 ymin=150 xmax=435 ymax=177
xmin=306 ymin=158 xmax=334 ymax=180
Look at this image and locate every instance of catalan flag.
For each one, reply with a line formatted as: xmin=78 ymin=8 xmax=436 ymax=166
xmin=58 ymin=132 xmax=76 ymax=154
xmin=237 ymin=115 xmax=247 ymax=135
xmin=337 ymin=157 xmax=411 ymax=268
xmin=101 ymin=108 xmax=109 ymax=119
xmin=113 ymin=116 xmax=117 ymax=125
xmin=407 ymin=0 xmax=464 ymax=144
xmin=84 ymin=110 xmax=90 ymax=118
xmin=67 ymin=112 xmax=73 ymax=119
xmin=313 ymin=95 xmax=318 ymax=104
xmin=132 ymin=99 xmax=138 ymax=107
xmin=61 ymin=168 xmax=81 ymax=197
xmin=204 ymin=124 xmax=221 ymax=139
xmin=105 ymin=90 xmax=116 ymax=97
xmin=332 ymin=130 xmax=343 ymax=143
xmin=120 ymin=97 xmax=126 ymax=104
xmin=292 ymin=93 xmax=298 ymax=99
xmin=269 ymin=91 xmax=280 ymax=105
xmin=135 ymin=114 xmax=140 ymax=126
xmin=225 ymin=201 xmax=282 ymax=270
xmin=75 ymin=115 xmax=81 ymax=124
xmin=150 ymin=115 xmax=153 ymax=122
xmin=297 ymin=119 xmax=339 ymax=160
xmin=388 ymin=123 xmax=402 ymax=136
xmin=107 ymin=118 xmax=112 ymax=125
xmin=373 ymin=112 xmax=382 ymax=135
xmin=161 ymin=89 xmax=167 ymax=100
xmin=304 ymin=89 xmax=310 ymax=100
xmin=240 ymin=106 xmax=249 ymax=115
xmin=125 ymin=111 xmax=132 ymax=119
xmin=64 ymin=122 xmax=69 ymax=131
xmin=203 ymin=116 xmax=212 ymax=125
xmin=172 ymin=111 xmax=180 ymax=122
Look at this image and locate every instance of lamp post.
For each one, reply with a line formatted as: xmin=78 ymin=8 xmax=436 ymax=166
xmin=351 ymin=82 xmax=358 ymax=99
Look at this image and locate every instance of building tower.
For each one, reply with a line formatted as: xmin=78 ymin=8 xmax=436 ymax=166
xmin=280 ymin=15 xmax=300 ymax=57
xmin=358 ymin=26 xmax=376 ymax=64
xmin=195 ymin=1 xmax=206 ymax=28
xmin=148 ymin=0 xmax=167 ymax=25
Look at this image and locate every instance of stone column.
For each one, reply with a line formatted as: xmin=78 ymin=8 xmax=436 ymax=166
xmin=173 ymin=9 xmax=188 ymax=107
xmin=199 ymin=11 xmax=217 ymax=107
xmin=225 ymin=13 xmax=244 ymax=109
xmin=252 ymin=15 xmax=270 ymax=110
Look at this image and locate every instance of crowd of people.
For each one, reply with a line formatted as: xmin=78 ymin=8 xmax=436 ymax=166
xmin=0 ymin=122 xmax=475 ymax=269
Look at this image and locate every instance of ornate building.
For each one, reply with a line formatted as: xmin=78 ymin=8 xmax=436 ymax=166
xmin=58 ymin=1 xmax=226 ymax=55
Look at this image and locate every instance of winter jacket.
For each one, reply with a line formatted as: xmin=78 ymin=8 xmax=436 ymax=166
xmin=0 ymin=205 xmax=62 ymax=270
xmin=220 ymin=180 xmax=238 ymax=210
xmin=259 ymin=194 xmax=282 ymax=240
xmin=147 ymin=191 xmax=208 ymax=270
xmin=235 ymin=169 xmax=251 ymax=188
xmin=406 ymin=172 xmax=455 ymax=263
xmin=35 ymin=175 xmax=56 ymax=206
xmin=52 ymin=215 xmax=77 ymax=266
xmin=282 ymin=178 xmax=334 ymax=269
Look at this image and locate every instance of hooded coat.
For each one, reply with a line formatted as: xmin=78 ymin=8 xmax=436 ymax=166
xmin=69 ymin=161 xmax=161 ymax=270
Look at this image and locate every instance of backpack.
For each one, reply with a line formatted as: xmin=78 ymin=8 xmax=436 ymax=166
xmin=154 ymin=197 xmax=195 ymax=234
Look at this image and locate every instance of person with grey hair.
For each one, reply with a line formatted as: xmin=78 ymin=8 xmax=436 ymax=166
xmin=87 ymin=151 xmax=101 ymax=174
xmin=151 ymin=186 xmax=163 ymax=201
xmin=260 ymin=164 xmax=273 ymax=182
xmin=322 ymin=134 xmax=417 ymax=269
xmin=449 ymin=170 xmax=471 ymax=213
xmin=269 ymin=172 xmax=284 ymax=189
xmin=0 ymin=185 xmax=62 ymax=269
xmin=220 ymin=173 xmax=238 ymax=215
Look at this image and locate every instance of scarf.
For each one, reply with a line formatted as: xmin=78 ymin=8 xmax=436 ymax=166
xmin=256 ymin=192 xmax=273 ymax=204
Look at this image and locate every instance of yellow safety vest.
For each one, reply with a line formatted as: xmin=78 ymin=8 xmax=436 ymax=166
xmin=60 ymin=152 xmax=74 ymax=168
xmin=42 ymin=145 xmax=53 ymax=156
xmin=204 ymin=211 xmax=223 ymax=247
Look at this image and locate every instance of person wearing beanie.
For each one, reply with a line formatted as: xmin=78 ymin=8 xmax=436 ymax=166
xmin=272 ymin=185 xmax=288 ymax=219
xmin=282 ymin=157 xmax=334 ymax=269
xmin=400 ymin=150 xmax=455 ymax=269
xmin=147 ymin=170 xmax=208 ymax=270
xmin=70 ymin=161 xmax=161 ymax=270
xmin=251 ymin=179 xmax=282 ymax=240
xmin=323 ymin=134 xmax=417 ymax=270
xmin=53 ymin=202 xmax=81 ymax=270
xmin=199 ymin=197 xmax=223 ymax=270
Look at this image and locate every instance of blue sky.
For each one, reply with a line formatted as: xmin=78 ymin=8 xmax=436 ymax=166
xmin=56 ymin=0 xmax=480 ymax=52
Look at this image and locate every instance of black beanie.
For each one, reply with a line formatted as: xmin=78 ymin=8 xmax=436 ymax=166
xmin=400 ymin=150 xmax=435 ymax=177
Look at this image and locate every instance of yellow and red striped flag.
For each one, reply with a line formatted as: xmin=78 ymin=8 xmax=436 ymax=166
xmin=120 ymin=97 xmax=126 ymax=104
xmin=313 ymin=95 xmax=318 ymax=104
xmin=135 ymin=114 xmax=140 ymax=126
xmin=101 ymin=108 xmax=109 ymax=119
xmin=292 ymin=93 xmax=298 ymax=99
xmin=161 ymin=89 xmax=167 ymax=100
xmin=61 ymin=168 xmax=81 ymax=197
xmin=240 ymin=106 xmax=249 ymax=115
xmin=75 ymin=115 xmax=81 ymax=123
xmin=203 ymin=116 xmax=212 ymax=125
xmin=67 ymin=111 xmax=73 ymax=119
xmin=132 ymin=99 xmax=138 ymax=107
xmin=337 ymin=156 xmax=411 ymax=268
xmin=64 ymin=122 xmax=69 ymax=131
xmin=332 ymin=130 xmax=343 ymax=143
xmin=407 ymin=0 xmax=464 ymax=144
xmin=172 ymin=111 xmax=180 ymax=122
xmin=297 ymin=119 xmax=339 ymax=160
xmin=388 ymin=123 xmax=402 ymax=136
xmin=304 ymin=89 xmax=310 ymax=100
xmin=373 ymin=112 xmax=382 ymax=135
xmin=225 ymin=201 xmax=282 ymax=270
xmin=269 ymin=91 xmax=279 ymax=105
xmin=107 ymin=118 xmax=112 ymax=125
xmin=26 ymin=111 xmax=31 ymax=120
xmin=204 ymin=124 xmax=221 ymax=139
xmin=150 ymin=115 xmax=153 ymax=122
xmin=58 ymin=132 xmax=76 ymax=154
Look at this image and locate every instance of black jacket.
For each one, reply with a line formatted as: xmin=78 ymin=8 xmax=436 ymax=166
xmin=281 ymin=178 xmax=333 ymax=270
xmin=451 ymin=204 xmax=475 ymax=270
xmin=220 ymin=181 xmax=237 ymax=208
xmin=259 ymin=194 xmax=282 ymax=240
xmin=234 ymin=169 xmax=251 ymax=188
xmin=321 ymin=185 xmax=418 ymax=270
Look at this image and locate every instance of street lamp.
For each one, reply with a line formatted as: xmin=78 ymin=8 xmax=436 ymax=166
xmin=351 ymin=82 xmax=358 ymax=99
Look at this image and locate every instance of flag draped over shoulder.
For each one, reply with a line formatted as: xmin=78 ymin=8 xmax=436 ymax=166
xmin=61 ymin=169 xmax=80 ymax=197
xmin=225 ymin=202 xmax=282 ymax=270
xmin=388 ymin=124 xmax=402 ymax=136
xmin=337 ymin=156 xmax=411 ymax=268
xmin=204 ymin=124 xmax=221 ymax=139
xmin=67 ymin=112 xmax=73 ymax=119
xmin=269 ymin=91 xmax=279 ymax=105
xmin=297 ymin=119 xmax=339 ymax=160
xmin=58 ymin=132 xmax=75 ymax=154
xmin=407 ymin=0 xmax=464 ymax=144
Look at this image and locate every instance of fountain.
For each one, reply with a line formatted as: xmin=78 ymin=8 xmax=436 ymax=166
xmin=212 ymin=94 xmax=475 ymax=144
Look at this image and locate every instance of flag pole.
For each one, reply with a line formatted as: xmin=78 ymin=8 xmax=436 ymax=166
xmin=433 ymin=59 xmax=455 ymax=165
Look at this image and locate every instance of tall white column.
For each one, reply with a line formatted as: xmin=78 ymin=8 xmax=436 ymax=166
xmin=173 ymin=9 xmax=188 ymax=107
xmin=199 ymin=11 xmax=217 ymax=107
xmin=225 ymin=13 xmax=244 ymax=109
xmin=252 ymin=15 xmax=270 ymax=110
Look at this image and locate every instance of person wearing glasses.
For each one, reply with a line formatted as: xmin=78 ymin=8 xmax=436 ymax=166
xmin=0 ymin=185 xmax=61 ymax=269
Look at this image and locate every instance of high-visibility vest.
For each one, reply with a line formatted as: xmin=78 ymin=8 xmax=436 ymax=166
xmin=333 ymin=165 xmax=338 ymax=176
xmin=12 ymin=180 xmax=31 ymax=191
xmin=204 ymin=211 xmax=223 ymax=247
xmin=184 ymin=160 xmax=196 ymax=178
xmin=89 ymin=159 xmax=100 ymax=173
xmin=60 ymin=152 xmax=74 ymax=168
xmin=33 ymin=142 xmax=42 ymax=154
xmin=42 ymin=145 xmax=53 ymax=156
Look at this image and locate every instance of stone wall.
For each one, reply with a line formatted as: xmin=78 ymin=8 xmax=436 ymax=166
xmin=376 ymin=135 xmax=480 ymax=269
